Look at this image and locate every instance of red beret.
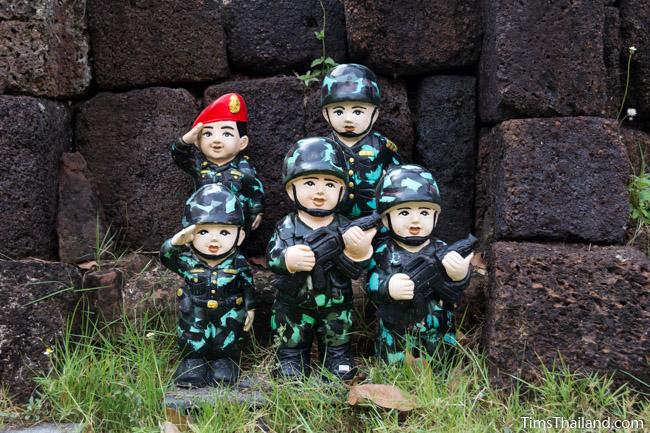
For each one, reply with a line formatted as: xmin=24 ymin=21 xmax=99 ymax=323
xmin=192 ymin=93 xmax=248 ymax=127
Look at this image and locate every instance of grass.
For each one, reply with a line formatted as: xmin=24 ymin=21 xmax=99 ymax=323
xmin=1 ymin=310 xmax=648 ymax=433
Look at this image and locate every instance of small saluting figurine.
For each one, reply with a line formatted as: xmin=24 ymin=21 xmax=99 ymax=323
xmin=367 ymin=165 xmax=475 ymax=365
xmin=172 ymin=93 xmax=265 ymax=230
xmin=320 ymin=64 xmax=402 ymax=219
xmin=160 ymin=184 xmax=255 ymax=387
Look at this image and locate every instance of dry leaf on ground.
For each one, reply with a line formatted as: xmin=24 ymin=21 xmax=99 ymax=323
xmin=348 ymin=383 xmax=417 ymax=411
xmin=160 ymin=421 xmax=181 ymax=433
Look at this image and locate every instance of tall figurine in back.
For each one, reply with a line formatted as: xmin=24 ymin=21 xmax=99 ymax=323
xmin=171 ymin=93 xmax=265 ymax=230
xmin=321 ymin=64 xmax=402 ymax=219
xmin=266 ymin=137 xmax=377 ymax=380
xmin=160 ymin=184 xmax=256 ymax=387
xmin=367 ymin=165 xmax=476 ymax=364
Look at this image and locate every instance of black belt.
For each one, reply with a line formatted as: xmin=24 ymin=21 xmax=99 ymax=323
xmin=177 ymin=288 xmax=244 ymax=310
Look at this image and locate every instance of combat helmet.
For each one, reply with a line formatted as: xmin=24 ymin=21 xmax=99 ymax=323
xmin=182 ymin=184 xmax=245 ymax=228
xmin=282 ymin=137 xmax=347 ymax=216
xmin=376 ymin=165 xmax=441 ymax=246
xmin=320 ymin=64 xmax=381 ymax=107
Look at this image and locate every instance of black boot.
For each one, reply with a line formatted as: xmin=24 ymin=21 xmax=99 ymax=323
xmin=323 ymin=344 xmax=356 ymax=380
xmin=275 ymin=347 xmax=311 ymax=379
xmin=208 ymin=357 xmax=240 ymax=385
xmin=174 ymin=357 xmax=209 ymax=388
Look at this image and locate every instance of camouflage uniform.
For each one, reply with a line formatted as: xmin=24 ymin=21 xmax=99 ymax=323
xmin=367 ymin=165 xmax=470 ymax=364
xmin=267 ymin=213 xmax=365 ymax=354
xmin=330 ymin=132 xmax=401 ymax=219
xmin=161 ymin=241 xmax=255 ymax=360
xmin=171 ymin=138 xmax=265 ymax=225
xmin=321 ymin=63 xmax=402 ymax=219
xmin=160 ymin=184 xmax=254 ymax=386
xmin=367 ymin=239 xmax=469 ymax=364
xmin=268 ymin=137 xmax=367 ymax=379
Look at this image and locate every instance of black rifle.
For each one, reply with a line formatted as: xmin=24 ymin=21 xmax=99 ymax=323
xmin=277 ymin=212 xmax=381 ymax=297
xmin=402 ymin=234 xmax=478 ymax=318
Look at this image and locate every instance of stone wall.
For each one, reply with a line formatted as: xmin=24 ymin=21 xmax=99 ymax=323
xmin=1 ymin=0 xmax=649 ymax=400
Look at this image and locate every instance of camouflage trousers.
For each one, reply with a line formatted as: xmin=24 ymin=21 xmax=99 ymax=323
xmin=271 ymin=301 xmax=353 ymax=350
xmin=177 ymin=304 xmax=246 ymax=360
xmin=376 ymin=303 xmax=456 ymax=365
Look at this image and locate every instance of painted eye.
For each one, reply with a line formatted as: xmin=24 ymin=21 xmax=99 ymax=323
xmin=220 ymin=230 xmax=230 ymax=236
xmin=304 ymin=180 xmax=315 ymax=187
xmin=399 ymin=210 xmax=410 ymax=217
xmin=223 ymin=132 xmax=233 ymax=137
xmin=202 ymin=131 xmax=212 ymax=137
xmin=198 ymin=229 xmax=209 ymax=235
xmin=353 ymin=110 xmax=363 ymax=116
xmin=326 ymin=182 xmax=336 ymax=188
xmin=333 ymin=109 xmax=344 ymax=116
xmin=420 ymin=210 xmax=430 ymax=216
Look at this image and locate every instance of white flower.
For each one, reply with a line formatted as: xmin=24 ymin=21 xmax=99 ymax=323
xmin=627 ymin=108 xmax=637 ymax=120
xmin=146 ymin=331 xmax=155 ymax=339
xmin=44 ymin=347 xmax=53 ymax=356
xmin=629 ymin=46 xmax=637 ymax=54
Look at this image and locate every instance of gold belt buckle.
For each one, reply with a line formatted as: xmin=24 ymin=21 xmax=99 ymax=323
xmin=207 ymin=300 xmax=218 ymax=309
xmin=236 ymin=297 xmax=243 ymax=306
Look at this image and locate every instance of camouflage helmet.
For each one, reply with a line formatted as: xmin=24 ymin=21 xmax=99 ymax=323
xmin=182 ymin=184 xmax=245 ymax=228
xmin=376 ymin=165 xmax=441 ymax=215
xmin=282 ymin=137 xmax=348 ymax=186
xmin=321 ymin=64 xmax=381 ymax=107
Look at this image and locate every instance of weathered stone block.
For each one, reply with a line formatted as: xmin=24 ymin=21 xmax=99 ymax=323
xmin=75 ymin=88 xmax=197 ymax=251
xmin=413 ymin=76 xmax=477 ymax=243
xmin=57 ymin=152 xmax=107 ymax=264
xmin=0 ymin=0 xmax=91 ymax=97
xmin=344 ymin=0 xmax=480 ymax=76
xmin=483 ymin=117 xmax=629 ymax=244
xmin=474 ymin=127 xmax=491 ymax=235
xmin=304 ymin=77 xmax=415 ymax=161
xmin=479 ymin=0 xmax=608 ymax=123
xmin=603 ymin=7 xmax=622 ymax=118
xmin=0 ymin=260 xmax=82 ymax=402
xmin=87 ymin=0 xmax=228 ymax=89
xmin=224 ymin=0 xmax=346 ymax=75
xmin=203 ymin=77 xmax=306 ymax=257
xmin=621 ymin=0 xmax=650 ymax=124
xmin=0 ymin=96 xmax=71 ymax=260
xmin=483 ymin=242 xmax=650 ymax=391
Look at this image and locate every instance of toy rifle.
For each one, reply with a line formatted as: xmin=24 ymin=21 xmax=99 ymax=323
xmin=277 ymin=212 xmax=381 ymax=297
xmin=403 ymin=234 xmax=478 ymax=318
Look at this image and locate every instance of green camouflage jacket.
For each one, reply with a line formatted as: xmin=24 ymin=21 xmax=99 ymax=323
xmin=160 ymin=240 xmax=256 ymax=311
xmin=330 ymin=131 xmax=402 ymax=218
xmin=171 ymin=138 xmax=265 ymax=222
xmin=367 ymin=238 xmax=469 ymax=328
xmin=266 ymin=213 xmax=367 ymax=309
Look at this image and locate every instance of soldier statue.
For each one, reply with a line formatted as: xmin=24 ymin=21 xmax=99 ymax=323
xmin=266 ymin=137 xmax=376 ymax=380
xmin=160 ymin=184 xmax=256 ymax=387
xmin=367 ymin=165 xmax=475 ymax=364
xmin=320 ymin=63 xmax=402 ymax=219
xmin=172 ymin=92 xmax=265 ymax=230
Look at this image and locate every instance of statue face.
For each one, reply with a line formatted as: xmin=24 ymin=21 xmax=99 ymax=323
xmin=192 ymin=223 xmax=242 ymax=256
xmin=383 ymin=201 xmax=439 ymax=238
xmin=197 ymin=120 xmax=248 ymax=165
xmin=287 ymin=175 xmax=345 ymax=211
xmin=322 ymin=101 xmax=378 ymax=138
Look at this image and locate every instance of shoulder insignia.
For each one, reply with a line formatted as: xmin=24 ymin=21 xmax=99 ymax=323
xmin=224 ymin=268 xmax=238 ymax=274
xmin=230 ymin=170 xmax=242 ymax=177
xmin=385 ymin=139 xmax=398 ymax=152
xmin=199 ymin=170 xmax=210 ymax=175
xmin=189 ymin=268 xmax=203 ymax=273
xmin=358 ymin=150 xmax=375 ymax=157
